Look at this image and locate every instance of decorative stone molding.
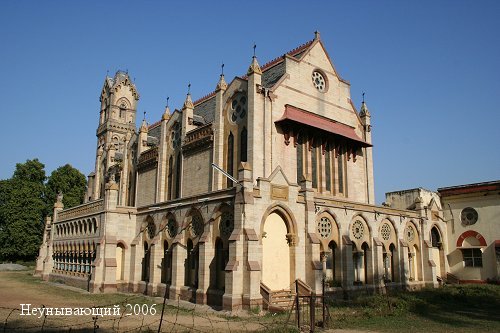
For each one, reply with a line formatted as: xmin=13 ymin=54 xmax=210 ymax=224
xmin=247 ymin=261 xmax=260 ymax=271
xmin=182 ymin=124 xmax=213 ymax=155
xmin=286 ymin=233 xmax=297 ymax=246
xmin=137 ymin=147 xmax=158 ymax=171
xmin=58 ymin=200 xmax=104 ymax=221
xmin=225 ymin=260 xmax=239 ymax=271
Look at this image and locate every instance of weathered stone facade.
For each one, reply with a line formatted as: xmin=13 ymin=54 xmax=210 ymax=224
xmin=36 ymin=33 xmax=463 ymax=311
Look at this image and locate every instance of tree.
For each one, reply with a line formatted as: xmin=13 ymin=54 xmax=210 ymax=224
xmin=45 ymin=164 xmax=87 ymax=212
xmin=0 ymin=159 xmax=46 ymax=261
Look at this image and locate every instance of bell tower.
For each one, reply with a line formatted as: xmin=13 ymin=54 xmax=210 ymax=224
xmin=91 ymin=70 xmax=140 ymax=205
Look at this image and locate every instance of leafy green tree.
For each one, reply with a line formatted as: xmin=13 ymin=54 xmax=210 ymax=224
xmin=45 ymin=164 xmax=87 ymax=212
xmin=0 ymin=159 xmax=46 ymax=261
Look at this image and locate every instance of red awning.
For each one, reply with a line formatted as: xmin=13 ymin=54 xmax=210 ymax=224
xmin=275 ymin=104 xmax=372 ymax=147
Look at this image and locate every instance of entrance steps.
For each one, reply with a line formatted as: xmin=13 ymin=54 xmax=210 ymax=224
xmin=260 ymin=279 xmax=313 ymax=312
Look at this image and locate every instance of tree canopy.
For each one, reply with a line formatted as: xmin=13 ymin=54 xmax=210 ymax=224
xmin=45 ymin=164 xmax=87 ymax=212
xmin=0 ymin=159 xmax=87 ymax=261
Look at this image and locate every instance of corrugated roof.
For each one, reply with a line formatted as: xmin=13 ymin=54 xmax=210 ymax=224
xmin=275 ymin=104 xmax=371 ymax=147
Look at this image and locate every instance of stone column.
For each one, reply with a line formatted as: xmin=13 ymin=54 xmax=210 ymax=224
xmin=422 ymin=240 xmax=437 ymax=287
xmin=243 ymin=228 xmax=262 ymax=309
xmin=147 ymin=240 xmax=163 ymax=296
xmin=372 ymin=238 xmax=385 ymax=289
xmin=400 ymin=242 xmax=410 ymax=288
xmin=102 ymin=235 xmax=117 ymax=293
xmin=342 ymin=236 xmax=354 ymax=288
xmin=223 ymin=229 xmax=244 ymax=311
xmin=197 ymin=240 xmax=214 ymax=305
xmin=169 ymin=241 xmax=187 ymax=300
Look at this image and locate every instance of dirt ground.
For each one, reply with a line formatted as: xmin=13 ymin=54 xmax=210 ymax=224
xmin=0 ymin=271 xmax=373 ymax=332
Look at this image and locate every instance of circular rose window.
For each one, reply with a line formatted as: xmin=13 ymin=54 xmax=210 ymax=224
xmin=229 ymin=94 xmax=247 ymax=123
xmin=167 ymin=218 xmax=177 ymax=238
xmin=191 ymin=214 xmax=204 ymax=237
xmin=147 ymin=221 xmax=156 ymax=239
xmin=406 ymin=225 xmax=415 ymax=243
xmin=312 ymin=71 xmax=326 ymax=92
xmin=219 ymin=211 xmax=234 ymax=238
xmin=317 ymin=217 xmax=332 ymax=239
xmin=381 ymin=223 xmax=391 ymax=241
xmin=352 ymin=220 xmax=364 ymax=240
xmin=461 ymin=207 xmax=478 ymax=225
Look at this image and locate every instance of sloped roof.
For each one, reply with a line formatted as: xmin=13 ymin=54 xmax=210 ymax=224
xmin=275 ymin=104 xmax=371 ymax=147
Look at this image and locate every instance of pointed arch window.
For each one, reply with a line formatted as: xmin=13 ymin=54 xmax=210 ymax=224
xmin=337 ymin=147 xmax=345 ymax=194
xmin=312 ymin=145 xmax=318 ymax=189
xmin=325 ymin=147 xmax=332 ymax=192
xmin=296 ymin=134 xmax=304 ymax=183
xmin=167 ymin=155 xmax=173 ymax=200
xmin=227 ymin=132 xmax=234 ymax=188
xmin=240 ymin=127 xmax=247 ymax=162
xmin=175 ymin=152 xmax=182 ymax=198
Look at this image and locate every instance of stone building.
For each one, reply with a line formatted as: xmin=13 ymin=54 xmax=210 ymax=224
xmin=438 ymin=181 xmax=500 ymax=283
xmin=36 ymin=32 xmax=452 ymax=311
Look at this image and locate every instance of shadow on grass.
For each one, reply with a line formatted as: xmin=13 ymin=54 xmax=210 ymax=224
xmin=327 ymin=284 xmax=500 ymax=332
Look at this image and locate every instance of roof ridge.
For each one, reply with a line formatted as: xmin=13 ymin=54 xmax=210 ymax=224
xmin=193 ymin=91 xmax=216 ymax=106
xmin=148 ymin=120 xmax=161 ymax=129
xmin=241 ymin=39 xmax=314 ymax=80
xmin=260 ymin=39 xmax=314 ymax=72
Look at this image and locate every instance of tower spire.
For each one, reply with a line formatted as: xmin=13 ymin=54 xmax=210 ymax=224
xmin=183 ymin=83 xmax=194 ymax=109
xmin=247 ymin=43 xmax=262 ymax=75
xmin=360 ymin=92 xmax=370 ymax=117
xmin=216 ymin=63 xmax=228 ymax=91
xmin=162 ymin=97 xmax=171 ymax=120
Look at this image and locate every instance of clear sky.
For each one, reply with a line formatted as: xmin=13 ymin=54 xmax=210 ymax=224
xmin=1 ymin=0 xmax=499 ymax=204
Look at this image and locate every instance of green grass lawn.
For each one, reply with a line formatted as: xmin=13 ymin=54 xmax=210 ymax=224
xmin=326 ymin=284 xmax=500 ymax=332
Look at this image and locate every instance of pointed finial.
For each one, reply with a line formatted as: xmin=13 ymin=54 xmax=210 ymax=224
xmin=360 ymin=93 xmax=370 ymax=117
xmin=143 ymin=111 xmax=146 ymax=120
xmin=247 ymin=46 xmax=262 ymax=76
xmin=183 ymin=86 xmax=194 ymax=109
xmin=163 ymin=97 xmax=171 ymax=121
xmin=314 ymin=31 xmax=321 ymax=40
xmin=216 ymin=66 xmax=228 ymax=91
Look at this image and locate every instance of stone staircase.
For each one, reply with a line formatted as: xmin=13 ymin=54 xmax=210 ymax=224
xmin=260 ymin=279 xmax=312 ymax=312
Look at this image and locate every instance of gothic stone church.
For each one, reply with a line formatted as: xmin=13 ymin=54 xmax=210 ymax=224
xmin=36 ymin=33 xmax=449 ymax=311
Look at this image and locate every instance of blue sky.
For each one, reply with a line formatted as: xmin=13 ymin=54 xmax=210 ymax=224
xmin=1 ymin=1 xmax=499 ymax=204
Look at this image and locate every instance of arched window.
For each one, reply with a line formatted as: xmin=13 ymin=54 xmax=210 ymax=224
xmin=240 ymin=127 xmax=247 ymax=162
xmin=227 ymin=132 xmax=234 ymax=187
xmin=162 ymin=240 xmax=172 ymax=285
xmin=175 ymin=152 xmax=182 ymax=198
xmin=296 ymin=134 xmax=304 ymax=183
xmin=167 ymin=155 xmax=173 ymax=201
xmin=325 ymin=146 xmax=332 ymax=192
xmin=311 ymin=145 xmax=318 ymax=189
xmin=337 ymin=147 xmax=344 ymax=194
xmin=431 ymin=227 xmax=441 ymax=248
xmin=142 ymin=242 xmax=150 ymax=282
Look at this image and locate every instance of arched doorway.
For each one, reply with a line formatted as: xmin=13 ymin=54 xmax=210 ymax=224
xmin=161 ymin=240 xmax=172 ymax=285
xmin=430 ymin=226 xmax=445 ymax=278
xmin=262 ymin=212 xmax=291 ymax=290
xmin=142 ymin=242 xmax=150 ymax=283
xmin=116 ymin=243 xmax=125 ymax=281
